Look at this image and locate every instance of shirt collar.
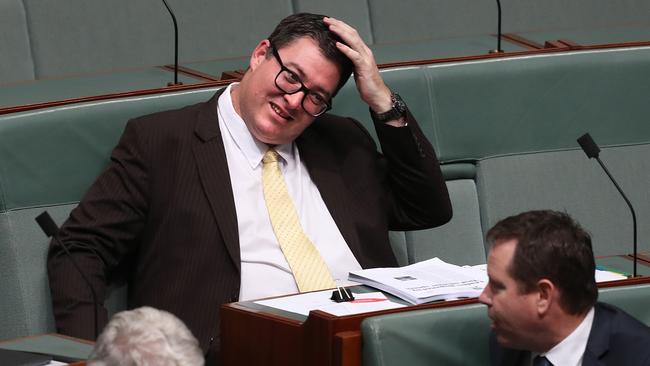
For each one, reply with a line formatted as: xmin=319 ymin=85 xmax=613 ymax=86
xmin=537 ymin=307 xmax=595 ymax=366
xmin=217 ymin=83 xmax=294 ymax=168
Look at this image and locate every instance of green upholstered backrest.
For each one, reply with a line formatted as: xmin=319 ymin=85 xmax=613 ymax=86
xmin=477 ymin=143 xmax=650 ymax=257
xmin=0 ymin=88 xmax=222 ymax=211
xmin=293 ymin=0 xmax=373 ymax=43
xmin=405 ymin=178 xmax=485 ymax=266
xmin=599 ymin=283 xmax=650 ymax=325
xmin=361 ymin=282 xmax=650 ymax=366
xmin=0 ymin=0 xmax=34 ymax=84
xmin=0 ymin=87 xmax=222 ymax=341
xmin=389 ymin=177 xmax=486 ymax=267
xmin=428 ymin=47 xmax=650 ymax=161
xmin=0 ymin=206 xmax=71 ymax=341
xmin=361 ymin=303 xmax=491 ymax=366
xmin=369 ymin=0 xmax=650 ymax=44
xmin=332 ymin=47 xmax=650 ymax=163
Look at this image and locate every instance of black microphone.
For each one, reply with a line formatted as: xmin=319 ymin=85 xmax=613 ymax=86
xmin=162 ymin=0 xmax=183 ymax=86
xmin=490 ymin=0 xmax=504 ymax=54
xmin=36 ymin=211 xmax=99 ymax=339
xmin=577 ymin=133 xmax=638 ymax=277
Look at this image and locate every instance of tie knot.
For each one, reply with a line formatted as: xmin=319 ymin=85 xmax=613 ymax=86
xmin=263 ymin=149 xmax=280 ymax=164
xmin=533 ymin=356 xmax=553 ymax=366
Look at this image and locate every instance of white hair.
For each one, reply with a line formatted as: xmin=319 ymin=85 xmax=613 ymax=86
xmin=87 ymin=306 xmax=204 ymax=366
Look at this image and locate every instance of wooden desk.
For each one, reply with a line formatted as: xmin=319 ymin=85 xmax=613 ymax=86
xmin=221 ymin=287 xmax=480 ymax=366
xmin=221 ymin=276 xmax=650 ymax=366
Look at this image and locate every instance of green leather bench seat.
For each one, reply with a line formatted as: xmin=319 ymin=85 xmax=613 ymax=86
xmin=0 ymin=87 xmax=223 ymax=341
xmin=361 ymin=283 xmax=650 ymax=366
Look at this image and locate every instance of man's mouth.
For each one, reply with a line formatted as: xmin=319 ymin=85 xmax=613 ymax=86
xmin=270 ymin=102 xmax=291 ymax=120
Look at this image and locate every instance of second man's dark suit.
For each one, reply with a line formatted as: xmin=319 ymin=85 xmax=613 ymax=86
xmin=47 ymin=89 xmax=452 ymax=356
xmin=491 ymin=302 xmax=650 ymax=366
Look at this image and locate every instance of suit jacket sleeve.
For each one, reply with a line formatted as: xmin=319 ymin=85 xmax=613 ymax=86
xmin=47 ymin=118 xmax=150 ymax=340
xmin=373 ymin=110 xmax=452 ymax=230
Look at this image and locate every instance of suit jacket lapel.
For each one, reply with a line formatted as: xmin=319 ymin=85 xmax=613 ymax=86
xmin=583 ymin=304 xmax=610 ymax=366
xmin=192 ymin=89 xmax=241 ymax=271
xmin=296 ymin=127 xmax=364 ymax=264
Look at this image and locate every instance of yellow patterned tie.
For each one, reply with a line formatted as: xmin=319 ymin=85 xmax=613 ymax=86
xmin=262 ymin=149 xmax=336 ymax=292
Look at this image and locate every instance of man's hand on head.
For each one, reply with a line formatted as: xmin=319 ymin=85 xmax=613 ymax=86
xmin=323 ymin=17 xmax=392 ymax=114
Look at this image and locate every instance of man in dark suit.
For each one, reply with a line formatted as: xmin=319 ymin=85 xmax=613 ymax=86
xmin=47 ymin=13 xmax=452 ymax=362
xmin=479 ymin=210 xmax=650 ymax=366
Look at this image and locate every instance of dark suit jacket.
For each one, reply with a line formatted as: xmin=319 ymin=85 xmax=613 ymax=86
xmin=47 ymin=90 xmax=451 ymax=357
xmin=491 ymin=302 xmax=650 ymax=366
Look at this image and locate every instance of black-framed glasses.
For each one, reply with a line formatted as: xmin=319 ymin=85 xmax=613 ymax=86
xmin=270 ymin=43 xmax=332 ymax=117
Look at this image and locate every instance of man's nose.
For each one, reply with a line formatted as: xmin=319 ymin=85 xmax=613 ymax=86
xmin=284 ymin=91 xmax=304 ymax=110
xmin=478 ymin=287 xmax=491 ymax=306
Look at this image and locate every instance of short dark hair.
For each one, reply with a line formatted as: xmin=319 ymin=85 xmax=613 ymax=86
xmin=486 ymin=210 xmax=598 ymax=314
xmin=267 ymin=13 xmax=354 ymax=96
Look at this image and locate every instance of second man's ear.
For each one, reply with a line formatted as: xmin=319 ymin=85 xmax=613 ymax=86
xmin=535 ymin=279 xmax=556 ymax=315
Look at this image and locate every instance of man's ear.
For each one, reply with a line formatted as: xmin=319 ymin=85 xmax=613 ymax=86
xmin=249 ymin=39 xmax=271 ymax=71
xmin=536 ymin=279 xmax=556 ymax=316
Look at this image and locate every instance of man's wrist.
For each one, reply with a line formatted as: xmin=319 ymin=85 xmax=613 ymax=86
xmin=370 ymin=92 xmax=408 ymax=124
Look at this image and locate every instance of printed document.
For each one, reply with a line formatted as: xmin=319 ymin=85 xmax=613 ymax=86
xmin=348 ymin=257 xmax=488 ymax=304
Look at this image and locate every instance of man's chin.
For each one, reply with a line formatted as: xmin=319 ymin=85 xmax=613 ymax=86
xmin=493 ymin=328 xmax=511 ymax=346
xmin=495 ymin=332 xmax=527 ymax=350
xmin=251 ymin=125 xmax=288 ymax=146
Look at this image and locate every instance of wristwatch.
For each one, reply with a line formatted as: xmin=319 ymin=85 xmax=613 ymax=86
xmin=370 ymin=91 xmax=407 ymax=123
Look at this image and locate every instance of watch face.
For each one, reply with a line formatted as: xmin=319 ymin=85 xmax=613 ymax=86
xmin=393 ymin=94 xmax=407 ymax=113
xmin=371 ymin=92 xmax=407 ymax=122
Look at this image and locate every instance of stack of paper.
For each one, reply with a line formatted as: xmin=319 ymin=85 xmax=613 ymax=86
xmin=349 ymin=258 xmax=488 ymax=305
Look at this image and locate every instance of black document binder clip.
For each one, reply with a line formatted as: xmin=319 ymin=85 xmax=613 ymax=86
xmin=331 ymin=286 xmax=355 ymax=303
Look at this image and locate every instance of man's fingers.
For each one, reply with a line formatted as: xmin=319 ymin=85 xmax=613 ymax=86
xmin=324 ymin=17 xmax=366 ymax=53
xmin=335 ymin=41 xmax=361 ymax=63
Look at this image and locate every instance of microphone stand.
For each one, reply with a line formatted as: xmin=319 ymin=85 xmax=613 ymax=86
xmin=162 ymin=0 xmax=183 ymax=86
xmin=490 ymin=0 xmax=504 ymax=54
xmin=577 ymin=133 xmax=638 ymax=277
xmin=593 ymin=156 xmax=638 ymax=277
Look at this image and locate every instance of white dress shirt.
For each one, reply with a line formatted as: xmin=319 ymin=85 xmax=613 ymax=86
xmin=532 ymin=307 xmax=595 ymax=366
xmin=217 ymin=84 xmax=362 ymax=301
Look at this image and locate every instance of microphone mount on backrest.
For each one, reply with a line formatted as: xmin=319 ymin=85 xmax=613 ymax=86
xmin=162 ymin=0 xmax=183 ymax=86
xmin=490 ymin=0 xmax=504 ymax=54
xmin=577 ymin=133 xmax=638 ymax=277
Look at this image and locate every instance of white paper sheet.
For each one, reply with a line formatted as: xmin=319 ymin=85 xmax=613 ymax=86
xmin=255 ymin=290 xmax=405 ymax=316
